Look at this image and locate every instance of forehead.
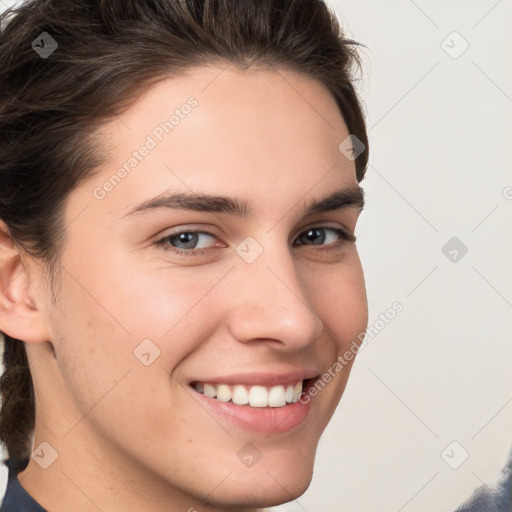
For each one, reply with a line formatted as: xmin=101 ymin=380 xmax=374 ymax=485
xmin=75 ymin=64 xmax=357 ymax=221
xmin=112 ymin=63 xmax=348 ymax=138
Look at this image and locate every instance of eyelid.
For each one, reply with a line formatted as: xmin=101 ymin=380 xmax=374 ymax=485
xmin=154 ymin=222 xmax=353 ymax=243
xmin=153 ymin=227 xmax=224 ymax=257
xmin=294 ymin=221 xmax=356 ymax=243
xmin=154 ymin=223 xmax=356 ymax=258
xmin=153 ymin=224 xmax=223 ymax=242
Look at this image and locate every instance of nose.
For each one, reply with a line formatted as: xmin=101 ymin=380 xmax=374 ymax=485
xmin=224 ymin=244 xmax=324 ymax=351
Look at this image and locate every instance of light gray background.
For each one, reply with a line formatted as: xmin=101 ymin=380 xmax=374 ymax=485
xmin=1 ymin=1 xmax=511 ymax=511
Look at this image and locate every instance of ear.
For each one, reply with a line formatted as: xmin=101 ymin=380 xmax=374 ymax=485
xmin=0 ymin=219 xmax=51 ymax=343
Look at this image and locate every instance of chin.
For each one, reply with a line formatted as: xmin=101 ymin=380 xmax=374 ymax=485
xmin=210 ymin=477 xmax=313 ymax=510
xmin=205 ymin=457 xmax=315 ymax=509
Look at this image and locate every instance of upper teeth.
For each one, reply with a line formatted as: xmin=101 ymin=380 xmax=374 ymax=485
xmin=193 ymin=381 xmax=303 ymax=408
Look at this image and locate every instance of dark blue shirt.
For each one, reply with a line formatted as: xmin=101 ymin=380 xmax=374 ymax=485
xmin=0 ymin=457 xmax=47 ymax=511
xmin=453 ymin=448 xmax=512 ymax=512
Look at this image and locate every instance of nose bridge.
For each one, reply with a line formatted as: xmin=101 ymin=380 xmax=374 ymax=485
xmin=226 ymin=241 xmax=324 ymax=347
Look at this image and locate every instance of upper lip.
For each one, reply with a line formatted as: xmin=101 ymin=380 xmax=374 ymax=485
xmin=189 ymin=368 xmax=321 ymax=387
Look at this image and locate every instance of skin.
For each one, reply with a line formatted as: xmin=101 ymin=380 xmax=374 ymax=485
xmin=0 ymin=63 xmax=368 ymax=511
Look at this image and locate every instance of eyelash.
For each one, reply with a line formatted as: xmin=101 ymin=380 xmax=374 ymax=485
xmin=154 ymin=226 xmax=356 ymax=257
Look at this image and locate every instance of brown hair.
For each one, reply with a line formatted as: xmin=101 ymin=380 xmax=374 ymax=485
xmin=0 ymin=0 xmax=369 ymax=468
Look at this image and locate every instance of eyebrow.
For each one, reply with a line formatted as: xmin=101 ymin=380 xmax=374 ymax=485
xmin=121 ymin=185 xmax=365 ymax=219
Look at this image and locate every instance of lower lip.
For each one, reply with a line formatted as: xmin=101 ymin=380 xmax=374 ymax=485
xmin=189 ymin=380 xmax=316 ymax=435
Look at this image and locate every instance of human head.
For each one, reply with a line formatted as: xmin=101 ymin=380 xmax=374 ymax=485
xmin=0 ymin=0 xmax=369 ymax=509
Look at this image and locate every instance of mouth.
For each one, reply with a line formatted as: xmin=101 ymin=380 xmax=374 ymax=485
xmin=190 ymin=378 xmax=317 ymax=408
xmin=189 ymin=377 xmax=320 ymax=434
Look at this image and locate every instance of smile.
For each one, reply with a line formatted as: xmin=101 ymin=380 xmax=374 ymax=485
xmin=191 ymin=380 xmax=305 ymax=408
xmin=187 ymin=376 xmax=321 ymax=434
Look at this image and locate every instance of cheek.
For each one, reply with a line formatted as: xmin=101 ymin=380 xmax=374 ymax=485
xmin=97 ymin=253 xmax=232 ymax=342
xmin=305 ymin=252 xmax=368 ymax=349
xmin=51 ymin=269 xmax=202 ymax=461
xmin=51 ymin=254 xmax=231 ymax=424
xmin=51 ymin=278 xmax=136 ymax=415
xmin=301 ymin=253 xmax=367 ymax=419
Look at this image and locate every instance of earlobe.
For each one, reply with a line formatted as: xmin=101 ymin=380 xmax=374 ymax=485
xmin=0 ymin=219 xmax=51 ymax=344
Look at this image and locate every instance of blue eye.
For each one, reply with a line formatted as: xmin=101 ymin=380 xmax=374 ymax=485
xmin=163 ymin=231 xmax=216 ymax=251
xmin=155 ymin=226 xmax=355 ymax=257
xmin=155 ymin=231 xmax=219 ymax=256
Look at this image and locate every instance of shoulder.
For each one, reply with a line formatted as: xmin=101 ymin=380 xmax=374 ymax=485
xmin=3 ymin=456 xmax=29 ymax=480
xmin=1 ymin=457 xmax=48 ymax=512
xmin=453 ymin=449 xmax=512 ymax=512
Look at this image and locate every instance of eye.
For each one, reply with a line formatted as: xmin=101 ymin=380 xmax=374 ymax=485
xmin=155 ymin=230 xmax=221 ymax=255
xmin=154 ymin=225 xmax=355 ymax=258
xmin=292 ymin=226 xmax=355 ymax=248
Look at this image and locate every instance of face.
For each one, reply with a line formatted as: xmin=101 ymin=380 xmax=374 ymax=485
xmin=21 ymin=64 xmax=368 ymax=510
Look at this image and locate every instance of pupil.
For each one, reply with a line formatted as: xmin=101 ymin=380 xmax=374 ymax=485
xmin=175 ymin=232 xmax=197 ymax=248
xmin=305 ymin=228 xmax=324 ymax=245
